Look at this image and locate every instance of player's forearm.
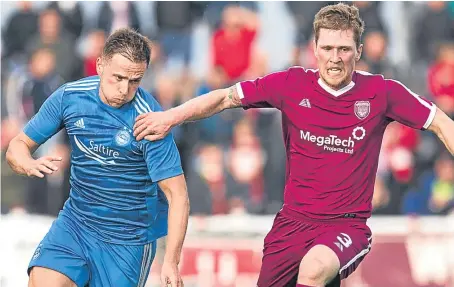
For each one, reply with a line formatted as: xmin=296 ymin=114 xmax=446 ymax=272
xmin=164 ymin=192 xmax=190 ymax=264
xmin=169 ymin=88 xmax=235 ymax=127
xmin=431 ymin=108 xmax=454 ymax=156
xmin=6 ymin=138 xmax=35 ymax=176
xmin=437 ymin=120 xmax=454 ymax=156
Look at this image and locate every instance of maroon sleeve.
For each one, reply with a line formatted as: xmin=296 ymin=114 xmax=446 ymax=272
xmin=385 ymin=79 xmax=437 ymax=130
xmin=236 ymin=70 xmax=291 ymax=110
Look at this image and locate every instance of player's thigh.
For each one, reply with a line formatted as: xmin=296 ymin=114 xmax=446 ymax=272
xmin=29 ymin=267 xmax=77 ymax=287
xmin=87 ymin=240 xmax=157 ymax=287
xmin=28 ymin=217 xmax=89 ymax=287
xmin=311 ymin=222 xmax=372 ymax=280
xmin=298 ymin=244 xmax=340 ymax=284
xmin=257 ymin=212 xmax=312 ymax=287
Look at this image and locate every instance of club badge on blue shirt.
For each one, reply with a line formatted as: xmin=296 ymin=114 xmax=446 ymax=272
xmin=115 ymin=129 xmax=131 ymax=146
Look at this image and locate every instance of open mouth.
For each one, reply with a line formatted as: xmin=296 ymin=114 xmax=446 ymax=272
xmin=327 ymin=68 xmax=342 ymax=76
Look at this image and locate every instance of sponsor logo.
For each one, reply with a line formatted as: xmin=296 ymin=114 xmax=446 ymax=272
xmin=352 ymin=126 xmax=366 ymax=140
xmin=300 ymin=127 xmax=366 ymax=154
xmin=74 ymin=135 xmax=124 ymax=165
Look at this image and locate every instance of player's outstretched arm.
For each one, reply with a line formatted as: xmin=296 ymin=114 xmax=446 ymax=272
xmin=428 ymin=107 xmax=454 ymax=156
xmin=134 ymin=85 xmax=242 ymax=141
xmin=157 ymin=174 xmax=190 ymax=287
xmin=6 ymin=132 xmax=62 ymax=178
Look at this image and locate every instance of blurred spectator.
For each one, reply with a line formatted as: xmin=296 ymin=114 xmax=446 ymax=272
xmin=24 ymin=49 xmax=64 ymax=119
xmin=352 ymin=2 xmax=385 ymax=34
xmin=25 ymin=8 xmax=82 ymax=82
xmin=403 ymin=153 xmax=454 ymax=215
xmin=194 ymin=67 xmax=241 ymax=144
xmin=154 ymin=2 xmax=205 ymax=74
xmin=97 ymin=2 xmax=141 ymax=35
xmin=362 ymin=31 xmax=397 ymax=78
xmin=413 ymin=1 xmax=454 ymax=62
xmin=154 ymin=75 xmax=179 ymax=110
xmin=4 ymin=48 xmax=63 ymax=127
xmin=256 ymin=113 xmax=286 ymax=214
xmin=429 ymin=153 xmax=454 ymax=214
xmin=187 ymin=144 xmax=229 ymax=216
xmin=211 ymin=5 xmax=266 ymax=82
xmin=2 ymin=1 xmax=38 ymax=61
xmin=3 ymin=47 xmax=69 ymax=215
xmin=355 ymin=60 xmax=371 ymax=72
xmin=204 ymin=1 xmax=259 ymax=30
xmin=427 ymin=42 xmax=454 ymax=117
xmin=47 ymin=1 xmax=84 ymax=40
xmin=225 ymin=118 xmax=265 ymax=214
xmin=380 ymin=122 xmax=420 ymax=184
xmin=286 ymin=1 xmax=333 ymax=66
xmin=153 ymin=74 xmax=184 ymax=140
xmin=83 ymin=30 xmax=106 ymax=77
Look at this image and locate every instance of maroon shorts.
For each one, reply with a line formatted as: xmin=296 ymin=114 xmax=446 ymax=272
xmin=257 ymin=209 xmax=372 ymax=287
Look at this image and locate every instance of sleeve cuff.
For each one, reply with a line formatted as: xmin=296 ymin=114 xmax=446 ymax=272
xmin=152 ymin=166 xmax=184 ymax=182
xmin=235 ymin=82 xmax=245 ymax=99
xmin=23 ymin=125 xmax=45 ymax=145
xmin=423 ymin=103 xmax=437 ymax=130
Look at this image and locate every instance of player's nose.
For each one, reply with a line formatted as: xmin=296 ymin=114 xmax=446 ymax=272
xmin=330 ymin=49 xmax=341 ymax=63
xmin=118 ymin=82 xmax=129 ymax=95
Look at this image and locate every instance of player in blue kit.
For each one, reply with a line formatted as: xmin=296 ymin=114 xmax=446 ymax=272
xmin=6 ymin=28 xmax=189 ymax=287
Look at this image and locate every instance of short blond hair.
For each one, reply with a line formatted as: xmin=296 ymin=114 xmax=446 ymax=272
xmin=102 ymin=28 xmax=153 ymax=66
xmin=313 ymin=3 xmax=365 ymax=47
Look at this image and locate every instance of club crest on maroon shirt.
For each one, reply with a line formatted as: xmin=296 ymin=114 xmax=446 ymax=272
xmin=354 ymin=101 xmax=371 ymax=120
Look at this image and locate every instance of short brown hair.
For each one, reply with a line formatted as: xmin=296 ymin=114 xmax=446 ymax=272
xmin=102 ymin=28 xmax=152 ymax=66
xmin=313 ymin=3 xmax=365 ymax=47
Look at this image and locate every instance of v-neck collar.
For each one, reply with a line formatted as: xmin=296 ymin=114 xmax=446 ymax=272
xmin=317 ymin=78 xmax=355 ymax=97
xmin=310 ymin=70 xmax=358 ymax=99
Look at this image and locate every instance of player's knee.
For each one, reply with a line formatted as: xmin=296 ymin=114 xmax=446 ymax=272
xmin=298 ymin=257 xmax=327 ymax=283
xmin=298 ymin=245 xmax=340 ymax=285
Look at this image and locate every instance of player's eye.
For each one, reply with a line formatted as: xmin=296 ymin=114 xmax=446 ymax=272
xmin=341 ymin=47 xmax=350 ymax=52
xmin=115 ymin=76 xmax=123 ymax=82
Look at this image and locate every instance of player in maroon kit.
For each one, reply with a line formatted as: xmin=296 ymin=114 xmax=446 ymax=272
xmin=133 ymin=3 xmax=454 ymax=287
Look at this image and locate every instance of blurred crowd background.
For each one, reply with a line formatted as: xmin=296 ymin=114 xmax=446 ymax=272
xmin=1 ymin=1 xmax=454 ymax=218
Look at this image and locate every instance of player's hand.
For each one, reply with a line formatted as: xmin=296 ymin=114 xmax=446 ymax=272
xmin=160 ymin=260 xmax=183 ymax=287
xmin=24 ymin=156 xmax=62 ymax=178
xmin=133 ymin=111 xmax=174 ymax=141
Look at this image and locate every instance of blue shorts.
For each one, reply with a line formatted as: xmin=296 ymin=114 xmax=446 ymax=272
xmin=28 ymin=214 xmax=156 ymax=287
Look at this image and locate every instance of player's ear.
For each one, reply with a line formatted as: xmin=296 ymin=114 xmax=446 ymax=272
xmin=356 ymin=44 xmax=363 ymax=62
xmin=313 ymin=39 xmax=319 ymax=59
xmin=96 ymin=57 xmax=103 ymax=75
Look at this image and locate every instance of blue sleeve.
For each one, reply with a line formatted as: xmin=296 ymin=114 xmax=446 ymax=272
xmin=138 ymin=88 xmax=183 ymax=181
xmin=143 ymin=133 xmax=183 ymax=182
xmin=23 ymin=85 xmax=65 ymax=144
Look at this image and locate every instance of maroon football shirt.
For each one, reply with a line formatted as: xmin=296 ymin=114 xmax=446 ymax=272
xmin=237 ymin=67 xmax=436 ymax=220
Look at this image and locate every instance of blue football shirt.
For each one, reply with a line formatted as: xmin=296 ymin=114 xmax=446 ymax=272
xmin=23 ymin=76 xmax=184 ymax=245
